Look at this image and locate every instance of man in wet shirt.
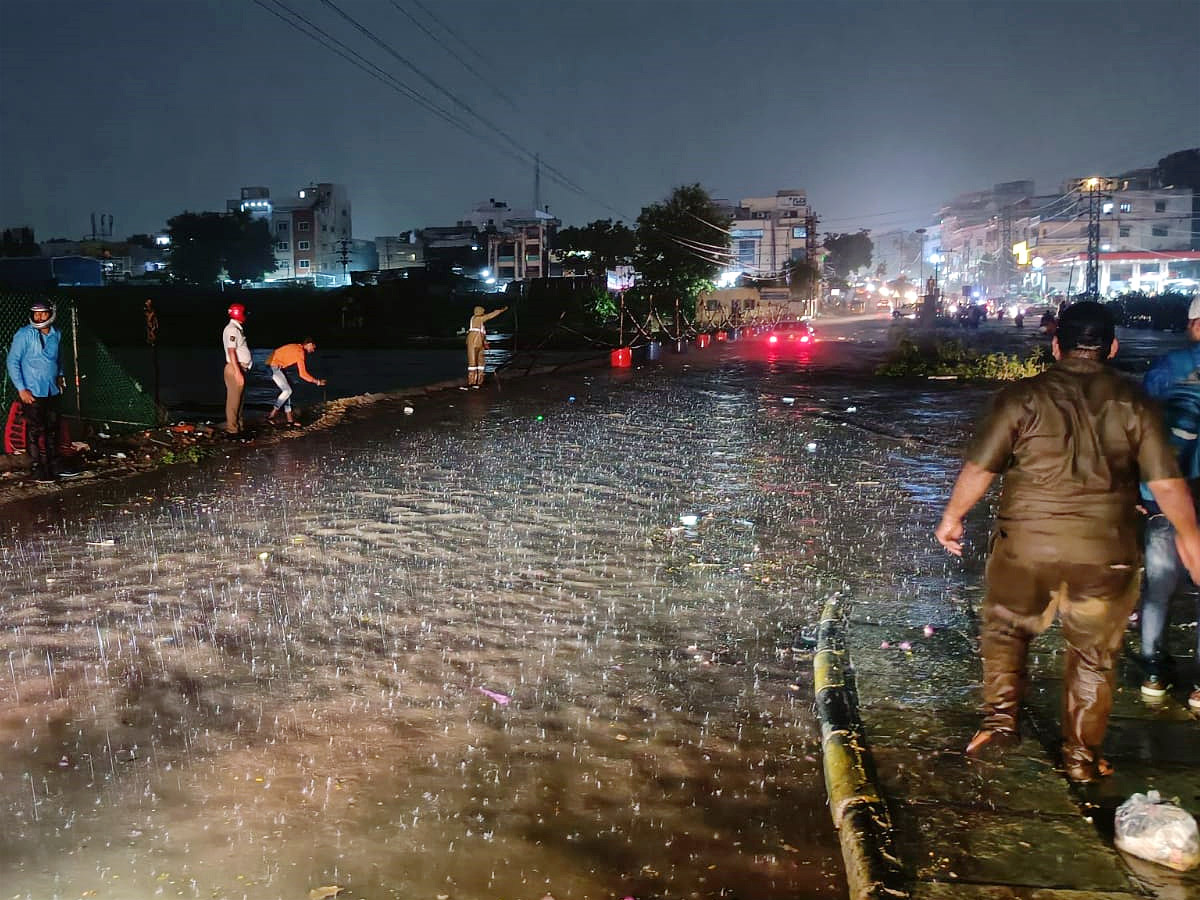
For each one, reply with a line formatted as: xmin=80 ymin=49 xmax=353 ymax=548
xmin=935 ymin=301 xmax=1200 ymax=783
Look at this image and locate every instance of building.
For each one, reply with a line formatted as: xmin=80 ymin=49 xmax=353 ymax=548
xmin=226 ymin=186 xmax=274 ymax=220
xmin=727 ymin=190 xmax=813 ymax=278
xmin=486 ymin=210 xmax=558 ymax=282
xmin=930 ymin=162 xmax=1200 ymax=297
xmin=229 ymin=183 xmax=352 ymax=285
xmin=873 ymin=229 xmax=925 ymax=281
xmin=1026 ymin=181 xmax=1199 ymax=295
xmin=377 ymin=232 xmax=424 ymax=271
xmin=461 ymin=199 xmax=558 ymax=283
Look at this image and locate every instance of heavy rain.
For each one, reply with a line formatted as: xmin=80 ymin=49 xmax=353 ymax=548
xmin=0 ymin=331 xmax=956 ymax=899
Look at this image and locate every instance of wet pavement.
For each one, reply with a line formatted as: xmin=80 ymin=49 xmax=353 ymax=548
xmin=1 ymin=317 xmax=1196 ymax=899
xmin=818 ymin=318 xmax=1200 ymax=899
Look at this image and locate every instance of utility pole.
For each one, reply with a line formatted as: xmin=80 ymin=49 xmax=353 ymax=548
xmin=999 ymin=205 xmax=1014 ymax=295
xmin=805 ymin=213 xmax=818 ymax=316
xmin=534 ymin=153 xmax=541 ymax=212
xmin=336 ymin=238 xmax=352 ymax=285
xmin=1080 ymin=177 xmax=1117 ymax=301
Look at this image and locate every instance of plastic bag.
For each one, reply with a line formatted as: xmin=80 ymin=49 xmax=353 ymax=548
xmin=1114 ymin=790 xmax=1200 ymax=872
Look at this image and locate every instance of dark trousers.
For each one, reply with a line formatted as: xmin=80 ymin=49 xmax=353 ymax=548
xmin=982 ymin=534 xmax=1139 ymax=771
xmin=25 ymin=395 xmax=61 ymax=477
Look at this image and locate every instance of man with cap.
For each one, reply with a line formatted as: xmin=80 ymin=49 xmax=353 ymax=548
xmin=935 ymin=301 xmax=1200 ymax=782
xmin=1137 ymin=295 xmax=1200 ymax=712
xmin=222 ymin=303 xmax=252 ymax=436
xmin=6 ymin=300 xmax=80 ymax=483
xmin=464 ymin=304 xmax=507 ymax=389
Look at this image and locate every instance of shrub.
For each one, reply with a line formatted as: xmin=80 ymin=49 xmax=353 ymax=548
xmin=877 ymin=338 xmax=1047 ymax=380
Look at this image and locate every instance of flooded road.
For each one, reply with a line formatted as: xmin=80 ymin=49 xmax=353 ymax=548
xmin=0 ymin=329 xmax=1051 ymax=898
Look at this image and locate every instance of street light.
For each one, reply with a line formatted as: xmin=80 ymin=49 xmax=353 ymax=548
xmin=915 ymin=228 xmax=927 ymax=284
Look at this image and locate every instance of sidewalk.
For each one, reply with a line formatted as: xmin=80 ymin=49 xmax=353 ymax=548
xmin=816 ymin=590 xmax=1200 ymax=900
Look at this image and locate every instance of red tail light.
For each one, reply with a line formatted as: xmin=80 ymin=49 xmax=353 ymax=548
xmin=800 ymin=335 xmax=810 ymax=343
xmin=768 ymin=335 xmax=778 ymax=343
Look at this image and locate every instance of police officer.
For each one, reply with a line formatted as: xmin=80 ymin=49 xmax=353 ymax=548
xmin=464 ymin=305 xmax=507 ymax=389
xmin=6 ymin=300 xmax=80 ymax=483
xmin=222 ymin=303 xmax=251 ymax=436
xmin=935 ymin=301 xmax=1200 ymax=783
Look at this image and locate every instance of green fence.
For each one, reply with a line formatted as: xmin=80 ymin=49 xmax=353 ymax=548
xmin=0 ymin=292 xmax=162 ymax=433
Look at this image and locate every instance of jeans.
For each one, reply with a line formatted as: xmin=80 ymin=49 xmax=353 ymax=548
xmin=1140 ymin=514 xmax=1200 ymax=685
xmin=270 ymin=366 xmax=293 ymax=412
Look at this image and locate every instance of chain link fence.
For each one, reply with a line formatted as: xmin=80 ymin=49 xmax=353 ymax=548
xmin=0 ymin=292 xmax=162 ymax=433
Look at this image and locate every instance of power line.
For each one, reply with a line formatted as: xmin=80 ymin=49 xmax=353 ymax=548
xmin=254 ymin=0 xmax=629 ymax=221
xmin=251 ymin=0 xmax=503 ymax=153
xmin=315 ymin=0 xmax=590 ymax=199
xmin=386 ymin=0 xmax=521 ymax=112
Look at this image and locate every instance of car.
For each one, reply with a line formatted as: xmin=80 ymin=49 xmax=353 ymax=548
xmin=764 ymin=320 xmax=817 ymax=345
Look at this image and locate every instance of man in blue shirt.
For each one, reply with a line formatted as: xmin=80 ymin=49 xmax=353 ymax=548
xmin=1139 ymin=296 xmax=1200 ymax=711
xmin=6 ymin=300 xmax=79 ymax=484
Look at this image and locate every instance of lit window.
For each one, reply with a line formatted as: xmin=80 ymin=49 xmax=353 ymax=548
xmin=1119 ymin=202 xmax=1132 ymax=214
xmin=298 ymin=240 xmax=310 ymax=250
xmin=792 ymin=226 xmax=807 ymax=239
xmin=298 ymin=259 xmax=310 ymax=269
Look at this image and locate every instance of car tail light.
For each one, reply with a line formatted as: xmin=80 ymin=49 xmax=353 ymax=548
xmin=768 ymin=335 xmax=778 ymax=343
xmin=800 ymin=335 xmax=810 ymax=343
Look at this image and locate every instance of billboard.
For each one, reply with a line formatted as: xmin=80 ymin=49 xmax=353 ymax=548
xmin=607 ymin=266 xmax=636 ymax=292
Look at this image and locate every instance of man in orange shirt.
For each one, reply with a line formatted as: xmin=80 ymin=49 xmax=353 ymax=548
xmin=265 ymin=338 xmax=325 ymax=427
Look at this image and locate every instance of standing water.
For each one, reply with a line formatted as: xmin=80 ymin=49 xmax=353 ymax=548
xmin=0 ymin=351 xmax=971 ymax=899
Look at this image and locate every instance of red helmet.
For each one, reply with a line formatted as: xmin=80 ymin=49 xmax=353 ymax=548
xmin=227 ymin=303 xmax=246 ymax=323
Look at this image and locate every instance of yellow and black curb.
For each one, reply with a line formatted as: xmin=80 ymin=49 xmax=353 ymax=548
xmin=814 ymin=592 xmax=909 ymax=900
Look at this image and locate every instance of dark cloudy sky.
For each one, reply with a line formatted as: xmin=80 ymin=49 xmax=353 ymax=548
xmin=2 ymin=0 xmax=1197 ymax=241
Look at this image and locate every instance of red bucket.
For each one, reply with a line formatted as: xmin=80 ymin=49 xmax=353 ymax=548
xmin=610 ymin=347 xmax=632 ymax=368
xmin=696 ymin=334 xmax=711 ymax=349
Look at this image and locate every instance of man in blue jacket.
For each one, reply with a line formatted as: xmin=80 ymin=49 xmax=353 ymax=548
xmin=6 ymin=300 xmax=79 ymax=483
xmin=1138 ymin=295 xmax=1200 ymax=711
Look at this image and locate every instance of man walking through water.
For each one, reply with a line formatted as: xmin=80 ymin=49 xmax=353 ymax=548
xmin=935 ymin=301 xmax=1200 ymax=783
xmin=6 ymin=300 xmax=80 ymax=483
xmin=464 ymin=304 xmax=507 ymax=389
xmin=222 ymin=303 xmax=251 ymax=437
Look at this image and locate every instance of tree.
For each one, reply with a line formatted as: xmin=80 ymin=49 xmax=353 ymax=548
xmin=634 ymin=184 xmax=730 ymax=321
xmin=0 ymin=227 xmax=39 ymax=257
xmin=555 ymin=219 xmax=635 ymax=277
xmin=166 ymin=210 xmax=275 ymax=285
xmin=1157 ymin=148 xmax=1200 ymax=190
xmin=787 ymin=258 xmax=820 ymax=300
xmin=823 ymin=230 xmax=873 ymax=278
xmin=125 ymin=233 xmax=157 ymax=249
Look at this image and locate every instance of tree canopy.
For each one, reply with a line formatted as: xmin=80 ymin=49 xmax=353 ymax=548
xmin=0 ymin=227 xmax=39 ymax=258
xmin=822 ymin=230 xmax=874 ymax=278
xmin=166 ymin=211 xmax=275 ymax=285
xmin=1157 ymin=148 xmax=1200 ymax=189
xmin=634 ymin=184 xmax=730 ymax=319
xmin=555 ymin=219 xmax=635 ymax=278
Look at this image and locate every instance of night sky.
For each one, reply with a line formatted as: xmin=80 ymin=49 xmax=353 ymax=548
xmin=2 ymin=0 xmax=1197 ymax=242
